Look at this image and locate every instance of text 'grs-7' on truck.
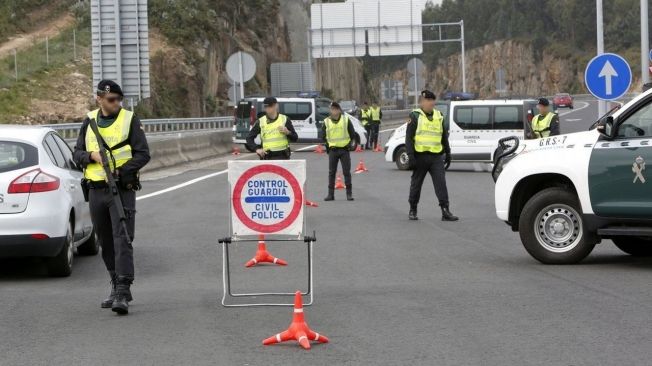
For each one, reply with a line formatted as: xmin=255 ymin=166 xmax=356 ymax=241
xmin=493 ymin=89 xmax=652 ymax=264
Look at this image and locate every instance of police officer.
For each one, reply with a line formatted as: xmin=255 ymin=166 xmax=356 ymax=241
xmin=246 ymin=97 xmax=298 ymax=160
xmin=529 ymin=97 xmax=560 ymax=139
xmin=322 ymin=102 xmax=355 ymax=201
xmin=359 ymin=102 xmax=371 ymax=149
xmin=406 ymin=90 xmax=458 ymax=222
xmin=73 ymin=80 xmax=150 ymax=315
xmin=369 ymin=102 xmax=383 ymax=150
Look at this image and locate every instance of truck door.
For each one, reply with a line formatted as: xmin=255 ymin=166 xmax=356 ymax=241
xmin=589 ymin=96 xmax=652 ymax=218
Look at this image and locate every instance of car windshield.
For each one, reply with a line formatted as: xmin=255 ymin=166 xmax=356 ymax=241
xmin=0 ymin=141 xmax=38 ymax=173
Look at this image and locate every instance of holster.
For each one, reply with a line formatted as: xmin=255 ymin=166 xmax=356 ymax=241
xmin=80 ymin=179 xmax=90 ymax=202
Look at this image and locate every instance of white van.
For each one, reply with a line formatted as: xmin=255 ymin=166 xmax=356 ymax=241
xmin=385 ymin=99 xmax=538 ymax=170
xmin=233 ymin=97 xmax=367 ymax=151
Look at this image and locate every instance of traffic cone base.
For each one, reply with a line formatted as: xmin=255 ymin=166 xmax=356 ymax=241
xmin=314 ymin=145 xmax=325 ymax=154
xmin=305 ymin=199 xmax=319 ymax=208
xmin=354 ymin=160 xmax=369 ymax=174
xmin=245 ymin=236 xmax=287 ymax=267
xmin=232 ymin=146 xmax=241 ymax=155
xmin=373 ymin=144 xmax=383 ymax=152
xmin=262 ymin=291 xmax=329 ymax=350
xmin=334 ymin=175 xmax=345 ymax=190
xmin=354 ymin=144 xmax=363 ymax=153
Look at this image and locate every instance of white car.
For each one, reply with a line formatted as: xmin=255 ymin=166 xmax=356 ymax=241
xmin=0 ymin=126 xmax=96 ymax=277
xmin=233 ymin=97 xmax=367 ymax=150
xmin=493 ymin=88 xmax=652 ymax=264
xmin=385 ymin=100 xmax=538 ymax=170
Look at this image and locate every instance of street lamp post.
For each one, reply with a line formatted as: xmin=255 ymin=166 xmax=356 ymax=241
xmin=597 ymin=0 xmax=607 ymax=116
xmin=642 ymin=0 xmax=650 ymax=86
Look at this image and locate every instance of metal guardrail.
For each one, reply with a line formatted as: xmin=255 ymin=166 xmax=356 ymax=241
xmin=45 ymin=116 xmax=234 ymax=140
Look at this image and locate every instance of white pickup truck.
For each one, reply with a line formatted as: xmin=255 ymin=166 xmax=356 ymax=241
xmin=493 ymin=89 xmax=652 ymax=264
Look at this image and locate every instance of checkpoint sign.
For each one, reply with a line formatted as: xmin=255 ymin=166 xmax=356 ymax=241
xmin=228 ymin=160 xmax=306 ymax=236
xmin=585 ymin=53 xmax=632 ymax=101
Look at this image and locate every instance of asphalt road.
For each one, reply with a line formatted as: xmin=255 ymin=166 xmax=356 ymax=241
xmin=2 ymin=101 xmax=651 ymax=366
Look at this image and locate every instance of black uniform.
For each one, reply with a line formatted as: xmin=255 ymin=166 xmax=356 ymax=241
xmin=370 ymin=108 xmax=383 ymax=149
xmin=245 ymin=114 xmax=298 ymax=160
xmin=320 ymin=115 xmax=356 ymax=197
xmin=73 ymin=110 xmax=150 ymax=280
xmin=405 ymin=109 xmax=451 ymax=209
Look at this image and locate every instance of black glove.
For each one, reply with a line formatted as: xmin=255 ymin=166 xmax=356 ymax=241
xmin=444 ymin=153 xmax=452 ymax=170
xmin=407 ymin=154 xmax=416 ymax=169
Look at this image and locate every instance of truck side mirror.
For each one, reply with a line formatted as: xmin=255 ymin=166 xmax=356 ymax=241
xmin=596 ymin=116 xmax=615 ymax=139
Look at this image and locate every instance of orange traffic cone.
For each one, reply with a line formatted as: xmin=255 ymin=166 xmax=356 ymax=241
xmin=232 ymin=146 xmax=241 ymax=155
xmin=354 ymin=144 xmax=363 ymax=153
xmin=354 ymin=160 xmax=369 ymax=174
xmin=305 ymin=199 xmax=319 ymax=208
xmin=314 ymin=144 xmax=325 ymax=154
xmin=263 ymin=291 xmax=329 ymax=350
xmin=334 ymin=175 xmax=345 ymax=190
xmin=373 ymin=143 xmax=383 ymax=153
xmin=245 ymin=235 xmax=287 ymax=268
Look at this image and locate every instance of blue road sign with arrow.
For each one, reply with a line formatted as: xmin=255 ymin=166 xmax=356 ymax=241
xmin=585 ymin=53 xmax=632 ymax=101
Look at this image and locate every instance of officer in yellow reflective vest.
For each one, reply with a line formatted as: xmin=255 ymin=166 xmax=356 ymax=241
xmin=73 ymin=80 xmax=150 ymax=314
xmin=321 ymin=102 xmax=356 ymax=201
xmin=529 ymin=98 xmax=560 ymax=139
xmin=246 ymin=97 xmax=298 ymax=160
xmin=369 ymin=102 xmax=382 ymax=150
xmin=359 ymin=102 xmax=372 ymax=149
xmin=405 ymin=90 xmax=458 ymax=222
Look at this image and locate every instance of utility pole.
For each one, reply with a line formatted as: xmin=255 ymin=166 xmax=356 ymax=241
xmin=461 ymin=20 xmax=466 ymax=93
xmin=642 ymin=0 xmax=650 ymax=86
xmin=596 ymin=0 xmax=606 ymax=116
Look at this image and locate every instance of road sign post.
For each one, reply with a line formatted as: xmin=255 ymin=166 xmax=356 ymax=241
xmin=226 ymin=51 xmax=256 ymax=101
xmin=585 ymin=53 xmax=632 ymax=102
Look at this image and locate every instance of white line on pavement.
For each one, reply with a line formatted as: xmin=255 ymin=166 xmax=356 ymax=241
xmin=137 ymin=169 xmax=228 ymax=201
xmin=558 ymin=101 xmax=590 ymax=117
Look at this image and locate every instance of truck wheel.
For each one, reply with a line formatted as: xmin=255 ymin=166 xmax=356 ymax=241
xmin=47 ymin=221 xmax=74 ymax=277
xmin=395 ymin=146 xmax=410 ymax=170
xmin=612 ymin=237 xmax=652 ymax=257
xmin=519 ymin=187 xmax=595 ymax=264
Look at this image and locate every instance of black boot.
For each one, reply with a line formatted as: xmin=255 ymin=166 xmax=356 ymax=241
xmin=112 ymin=276 xmax=133 ymax=315
xmin=441 ymin=206 xmax=459 ymax=222
xmin=324 ymin=188 xmax=334 ymax=201
xmin=409 ymin=205 xmax=418 ymax=221
xmin=101 ymin=271 xmax=117 ymax=309
xmin=346 ymin=186 xmax=354 ymax=201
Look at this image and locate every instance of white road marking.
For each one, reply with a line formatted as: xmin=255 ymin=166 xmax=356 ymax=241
xmin=136 ymin=169 xmax=228 ymax=201
xmin=558 ymin=101 xmax=590 ymax=117
xmin=566 ymin=118 xmax=581 ymax=121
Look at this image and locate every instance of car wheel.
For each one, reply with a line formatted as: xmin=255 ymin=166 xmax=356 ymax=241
xmin=243 ymin=144 xmax=256 ymax=153
xmin=77 ymin=227 xmax=99 ymax=256
xmin=395 ymin=146 xmax=410 ymax=170
xmin=612 ymin=237 xmax=652 ymax=257
xmin=519 ymin=187 xmax=596 ymax=264
xmin=47 ymin=221 xmax=74 ymax=277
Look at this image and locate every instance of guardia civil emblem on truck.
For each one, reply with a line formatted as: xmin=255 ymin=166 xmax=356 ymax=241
xmin=632 ymin=156 xmax=646 ymax=184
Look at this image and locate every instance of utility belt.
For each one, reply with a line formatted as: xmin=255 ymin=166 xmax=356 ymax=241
xmin=80 ymin=171 xmax=142 ymax=201
xmin=263 ymin=148 xmax=291 ymax=160
xmin=328 ymin=146 xmax=350 ymax=151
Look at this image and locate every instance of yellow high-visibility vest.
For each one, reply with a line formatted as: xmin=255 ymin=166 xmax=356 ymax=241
xmin=360 ymin=109 xmax=371 ymax=126
xmin=370 ymin=106 xmax=381 ymax=122
xmin=325 ymin=115 xmax=351 ymax=148
xmin=532 ymin=112 xmax=555 ymax=138
xmin=260 ymin=114 xmax=290 ymax=151
xmin=413 ymin=108 xmax=444 ymax=153
xmin=84 ymin=108 xmax=133 ymax=182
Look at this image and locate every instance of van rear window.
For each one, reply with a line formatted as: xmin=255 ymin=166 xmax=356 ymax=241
xmin=0 ymin=141 xmax=38 ymax=173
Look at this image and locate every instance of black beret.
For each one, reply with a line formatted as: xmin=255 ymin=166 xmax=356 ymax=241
xmin=263 ymin=97 xmax=278 ymax=107
xmin=537 ymin=98 xmax=550 ymax=106
xmin=97 ymin=79 xmax=123 ymax=97
xmin=330 ymin=102 xmax=341 ymax=110
xmin=420 ymin=90 xmax=436 ymax=100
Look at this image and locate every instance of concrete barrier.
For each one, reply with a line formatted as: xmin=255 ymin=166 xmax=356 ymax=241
xmin=142 ymin=129 xmax=232 ymax=172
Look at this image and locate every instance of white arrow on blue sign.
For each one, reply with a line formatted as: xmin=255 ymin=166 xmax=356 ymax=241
xmin=584 ymin=53 xmax=632 ymax=101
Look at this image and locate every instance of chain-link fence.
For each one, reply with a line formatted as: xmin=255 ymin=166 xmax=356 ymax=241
xmin=0 ymin=26 xmax=90 ymax=90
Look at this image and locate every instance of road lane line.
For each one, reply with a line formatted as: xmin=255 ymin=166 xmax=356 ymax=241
xmin=558 ymin=101 xmax=590 ymax=116
xmin=137 ymin=169 xmax=228 ymax=201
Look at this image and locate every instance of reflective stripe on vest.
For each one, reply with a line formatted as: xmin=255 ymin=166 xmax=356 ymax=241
xmin=260 ymin=114 xmax=289 ymax=151
xmin=84 ymin=108 xmax=133 ymax=182
xmin=532 ymin=112 xmax=554 ymax=138
xmin=414 ymin=108 xmax=444 ymax=153
xmin=325 ymin=115 xmax=351 ymax=148
xmin=370 ymin=107 xmax=381 ymax=121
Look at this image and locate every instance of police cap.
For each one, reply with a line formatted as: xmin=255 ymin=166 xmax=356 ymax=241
xmin=420 ymin=90 xmax=437 ymax=100
xmin=330 ymin=101 xmax=341 ymax=110
xmin=537 ymin=97 xmax=550 ymax=106
xmin=263 ymin=97 xmax=278 ymax=107
xmin=97 ymin=79 xmax=124 ymax=97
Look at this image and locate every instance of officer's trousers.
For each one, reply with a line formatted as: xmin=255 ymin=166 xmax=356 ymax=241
xmin=408 ymin=153 xmax=450 ymax=208
xmin=363 ymin=124 xmax=371 ymax=148
xmin=89 ymin=187 xmax=136 ymax=277
xmin=369 ymin=122 xmax=380 ymax=148
xmin=328 ymin=148 xmax=352 ymax=189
